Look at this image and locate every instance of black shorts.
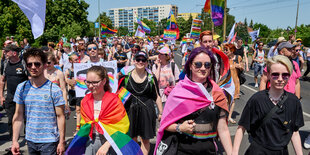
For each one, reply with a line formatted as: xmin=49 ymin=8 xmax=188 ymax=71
xmin=245 ymin=141 xmax=288 ymax=155
xmin=68 ymin=90 xmax=83 ymax=106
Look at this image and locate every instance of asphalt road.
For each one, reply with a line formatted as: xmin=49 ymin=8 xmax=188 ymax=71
xmin=0 ymin=47 xmax=310 ymax=154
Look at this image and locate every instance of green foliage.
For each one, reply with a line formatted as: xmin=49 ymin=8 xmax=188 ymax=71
xmin=118 ymin=27 xmax=129 ymax=36
xmin=0 ymin=0 xmax=90 ymax=46
xmin=235 ymin=23 xmax=249 ymax=42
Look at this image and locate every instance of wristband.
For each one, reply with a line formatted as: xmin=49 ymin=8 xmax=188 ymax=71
xmin=176 ymin=123 xmax=182 ymax=134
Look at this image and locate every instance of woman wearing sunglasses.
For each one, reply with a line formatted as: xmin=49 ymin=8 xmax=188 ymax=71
xmin=224 ymin=43 xmax=244 ymax=124
xmin=44 ymin=53 xmax=70 ymax=117
xmin=233 ymin=55 xmax=304 ymax=155
xmin=155 ymin=47 xmax=232 ymax=155
xmin=118 ymin=51 xmax=162 ymax=155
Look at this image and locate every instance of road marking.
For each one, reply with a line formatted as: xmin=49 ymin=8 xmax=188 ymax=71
xmin=242 ymin=81 xmax=310 ymax=118
xmin=241 ymin=84 xmax=258 ymax=92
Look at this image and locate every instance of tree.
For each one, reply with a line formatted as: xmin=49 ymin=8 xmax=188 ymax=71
xmin=249 ymin=19 xmax=254 ymax=28
xmin=253 ymin=23 xmax=271 ymax=43
xmin=118 ymin=27 xmax=129 ymax=36
xmin=0 ymin=0 xmax=90 ymax=46
xmin=177 ymin=17 xmax=190 ymax=39
xmin=235 ymin=22 xmax=249 ymax=42
xmin=244 ymin=18 xmax=248 ymax=26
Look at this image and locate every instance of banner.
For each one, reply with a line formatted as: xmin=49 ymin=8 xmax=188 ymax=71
xmin=74 ymin=61 xmax=118 ymax=97
xmin=249 ymin=28 xmax=260 ymax=42
xmin=12 ymin=0 xmax=46 ymax=39
xmin=190 ymin=19 xmax=202 ymax=39
xmin=163 ymin=29 xmax=177 ymax=40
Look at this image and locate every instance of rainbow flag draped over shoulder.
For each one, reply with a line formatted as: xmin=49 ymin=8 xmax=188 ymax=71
xmin=204 ymin=0 xmax=225 ymax=26
xmin=154 ymin=76 xmax=228 ymax=154
xmin=136 ymin=18 xmax=151 ymax=33
xmin=65 ymin=92 xmax=142 ymax=155
xmin=101 ymin=24 xmax=118 ymax=34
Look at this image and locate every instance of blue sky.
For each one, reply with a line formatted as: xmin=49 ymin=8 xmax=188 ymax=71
xmin=85 ymin=0 xmax=310 ymax=29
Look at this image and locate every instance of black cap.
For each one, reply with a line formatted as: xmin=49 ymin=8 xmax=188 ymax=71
xmin=134 ymin=51 xmax=148 ymax=59
xmin=3 ymin=44 xmax=21 ymax=52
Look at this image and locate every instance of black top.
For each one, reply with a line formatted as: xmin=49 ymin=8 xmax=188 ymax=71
xmin=238 ymin=90 xmax=304 ymax=150
xmin=3 ymin=60 xmax=28 ymax=102
xmin=235 ymin=46 xmax=244 ymax=58
xmin=114 ymin=52 xmax=128 ymax=68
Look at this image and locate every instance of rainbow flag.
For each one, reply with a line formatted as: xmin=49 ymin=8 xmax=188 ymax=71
xmin=66 ymin=92 xmax=143 ymax=155
xmin=117 ymin=87 xmax=131 ymax=104
xmin=166 ymin=10 xmax=179 ymax=39
xmin=136 ymin=18 xmax=151 ymax=33
xmin=204 ymin=0 xmax=211 ymax=13
xmin=163 ymin=29 xmax=177 ymax=40
xmin=211 ymin=0 xmax=225 ymax=26
xmin=190 ymin=27 xmax=201 ymax=39
xmin=101 ymin=24 xmax=118 ymax=34
xmin=192 ymin=19 xmax=202 ymax=28
xmin=181 ymin=38 xmax=194 ymax=45
xmin=159 ymin=40 xmax=164 ymax=46
xmin=147 ymin=36 xmax=152 ymax=43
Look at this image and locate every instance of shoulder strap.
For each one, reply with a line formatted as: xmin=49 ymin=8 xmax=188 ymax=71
xmin=171 ymin=62 xmax=175 ymax=76
xmin=124 ymin=72 xmax=131 ymax=87
xmin=2 ymin=59 xmax=8 ymax=76
xmin=258 ymin=92 xmax=288 ymax=130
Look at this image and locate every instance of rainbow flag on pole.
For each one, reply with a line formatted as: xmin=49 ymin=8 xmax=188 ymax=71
xmin=136 ymin=18 xmax=151 ymax=33
xmin=117 ymin=87 xmax=131 ymax=104
xmin=101 ymin=24 xmax=118 ymax=34
xmin=204 ymin=0 xmax=225 ymax=26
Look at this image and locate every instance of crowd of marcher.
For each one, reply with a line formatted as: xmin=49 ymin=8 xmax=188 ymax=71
xmin=0 ymin=31 xmax=309 ymax=155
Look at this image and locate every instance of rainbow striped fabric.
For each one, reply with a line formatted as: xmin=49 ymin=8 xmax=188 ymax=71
xmin=101 ymin=23 xmax=118 ymax=34
xmin=65 ymin=92 xmax=142 ymax=155
xmin=184 ymin=131 xmax=217 ymax=139
xmin=204 ymin=0 xmax=225 ymax=26
xmin=190 ymin=19 xmax=202 ymax=39
xmin=117 ymin=87 xmax=131 ymax=104
xmin=166 ymin=10 xmax=179 ymax=39
xmin=147 ymin=36 xmax=152 ymax=43
xmin=136 ymin=18 xmax=151 ymax=33
xmin=181 ymin=38 xmax=194 ymax=45
xmin=163 ymin=29 xmax=177 ymax=40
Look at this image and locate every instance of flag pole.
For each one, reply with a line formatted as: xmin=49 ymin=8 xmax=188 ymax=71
xmin=210 ymin=0 xmax=215 ymax=40
xmin=223 ymin=0 xmax=227 ymax=41
xmin=98 ymin=0 xmax=100 ymax=38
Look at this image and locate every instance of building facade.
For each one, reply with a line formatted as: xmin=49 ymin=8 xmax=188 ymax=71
xmin=178 ymin=13 xmax=201 ymax=20
xmin=108 ymin=5 xmax=178 ymax=33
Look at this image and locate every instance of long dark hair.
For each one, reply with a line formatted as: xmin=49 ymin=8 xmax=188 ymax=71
xmin=184 ymin=47 xmax=216 ymax=82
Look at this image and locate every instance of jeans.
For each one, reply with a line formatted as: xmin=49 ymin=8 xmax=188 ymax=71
xmin=27 ymin=141 xmax=58 ymax=155
xmin=254 ymin=63 xmax=264 ymax=77
xmin=303 ymin=61 xmax=310 ymax=77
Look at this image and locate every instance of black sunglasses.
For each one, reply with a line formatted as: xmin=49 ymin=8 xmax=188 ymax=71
xmin=193 ymin=62 xmax=212 ymax=69
xmin=47 ymin=61 xmax=52 ymax=64
xmin=136 ymin=58 xmax=147 ymax=63
xmin=271 ymin=72 xmax=290 ymax=80
xmin=26 ymin=62 xmax=42 ymax=68
xmin=87 ymin=47 xmax=97 ymax=51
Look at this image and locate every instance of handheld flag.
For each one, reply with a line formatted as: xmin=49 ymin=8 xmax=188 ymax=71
xmin=101 ymin=24 xmax=118 ymax=34
xmin=117 ymin=87 xmax=131 ymax=104
xmin=190 ymin=19 xmax=203 ymax=39
xmin=204 ymin=0 xmax=225 ymax=26
xmin=134 ymin=25 xmax=146 ymax=38
xmin=163 ymin=29 xmax=177 ymax=40
xmin=166 ymin=10 xmax=179 ymax=39
xmin=136 ymin=18 xmax=151 ymax=33
xmin=249 ymin=28 xmax=260 ymax=42
xmin=204 ymin=0 xmax=211 ymax=13
xmin=12 ymin=0 xmax=46 ymax=39
xmin=227 ymin=23 xmax=236 ymax=43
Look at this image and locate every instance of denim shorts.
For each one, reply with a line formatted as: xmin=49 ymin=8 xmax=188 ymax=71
xmin=27 ymin=140 xmax=58 ymax=155
xmin=254 ymin=63 xmax=264 ymax=77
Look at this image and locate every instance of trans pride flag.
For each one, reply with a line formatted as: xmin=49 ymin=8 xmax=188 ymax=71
xmin=101 ymin=24 xmax=118 ymax=34
xmin=204 ymin=0 xmax=225 ymax=26
xmin=65 ymin=92 xmax=142 ymax=155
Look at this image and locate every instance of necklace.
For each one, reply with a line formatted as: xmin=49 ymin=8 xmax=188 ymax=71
xmin=128 ymin=74 xmax=149 ymax=94
xmin=268 ymin=92 xmax=284 ymax=105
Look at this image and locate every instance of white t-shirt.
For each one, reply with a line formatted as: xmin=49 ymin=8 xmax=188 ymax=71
xmin=94 ymin=100 xmax=102 ymax=119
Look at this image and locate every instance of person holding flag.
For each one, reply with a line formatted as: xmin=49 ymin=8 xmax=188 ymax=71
xmin=118 ymin=51 xmax=162 ymax=155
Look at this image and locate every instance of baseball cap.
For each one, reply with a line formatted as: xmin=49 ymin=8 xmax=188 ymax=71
xmin=159 ymin=46 xmax=171 ymax=55
xmin=277 ymin=37 xmax=286 ymax=43
xmin=296 ymin=38 xmax=302 ymax=42
xmin=277 ymin=41 xmax=296 ymax=51
xmin=135 ymin=51 xmax=148 ymax=59
xmin=3 ymin=44 xmax=20 ymax=52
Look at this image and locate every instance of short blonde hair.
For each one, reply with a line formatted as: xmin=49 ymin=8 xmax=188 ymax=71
xmin=266 ymin=55 xmax=293 ymax=75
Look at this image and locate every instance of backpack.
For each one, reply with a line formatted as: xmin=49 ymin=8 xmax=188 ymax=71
xmin=155 ymin=62 xmax=176 ymax=76
xmin=123 ymin=71 xmax=155 ymax=91
xmin=2 ymin=59 xmax=28 ymax=76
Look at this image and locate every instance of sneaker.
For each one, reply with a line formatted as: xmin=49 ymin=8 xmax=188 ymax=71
xmin=254 ymin=83 xmax=258 ymax=88
xmin=74 ymin=114 xmax=77 ymax=119
xmin=304 ymin=134 xmax=310 ymax=149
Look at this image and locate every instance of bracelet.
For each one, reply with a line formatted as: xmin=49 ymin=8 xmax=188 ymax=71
xmin=176 ymin=123 xmax=182 ymax=134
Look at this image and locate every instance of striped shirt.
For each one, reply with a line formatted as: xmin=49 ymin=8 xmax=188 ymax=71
xmin=14 ymin=80 xmax=65 ymax=143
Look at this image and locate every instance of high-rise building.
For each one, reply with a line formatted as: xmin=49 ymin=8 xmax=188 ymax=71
xmin=178 ymin=13 xmax=201 ymax=20
xmin=108 ymin=4 xmax=178 ymax=33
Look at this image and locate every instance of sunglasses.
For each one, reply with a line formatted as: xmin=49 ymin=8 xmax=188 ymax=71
xmin=193 ymin=62 xmax=212 ymax=69
xmin=136 ymin=58 xmax=147 ymax=63
xmin=87 ymin=47 xmax=97 ymax=51
xmin=47 ymin=61 xmax=52 ymax=65
xmin=271 ymin=72 xmax=290 ymax=80
xmin=26 ymin=62 xmax=42 ymax=68
xmin=84 ymin=80 xmax=102 ymax=86
xmin=295 ymin=49 xmax=301 ymax=52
